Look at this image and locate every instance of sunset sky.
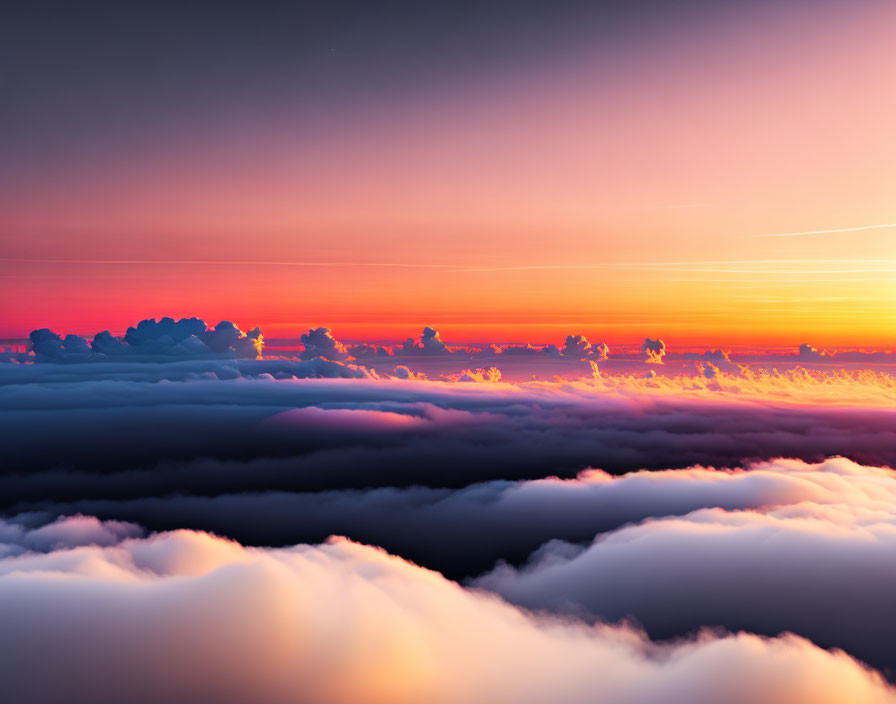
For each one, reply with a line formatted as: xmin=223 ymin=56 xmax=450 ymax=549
xmin=2 ymin=0 xmax=894 ymax=345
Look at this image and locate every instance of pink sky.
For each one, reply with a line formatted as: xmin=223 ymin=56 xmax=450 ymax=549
xmin=2 ymin=0 xmax=894 ymax=345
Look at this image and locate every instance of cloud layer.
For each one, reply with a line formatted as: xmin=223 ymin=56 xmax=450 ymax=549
xmin=475 ymin=457 xmax=896 ymax=675
xmin=0 ymin=525 xmax=892 ymax=704
xmin=17 ymin=457 xmax=886 ymax=580
xmin=4 ymin=352 xmax=896 ymax=697
xmin=3 ymin=371 xmax=896 ymax=506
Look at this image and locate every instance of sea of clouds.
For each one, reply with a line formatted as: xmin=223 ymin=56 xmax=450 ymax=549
xmin=2 ymin=316 xmax=896 ymax=702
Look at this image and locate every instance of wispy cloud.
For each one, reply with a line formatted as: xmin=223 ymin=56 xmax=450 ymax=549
xmin=650 ymin=202 xmax=713 ymax=210
xmin=5 ymin=257 xmax=896 ymax=280
xmin=755 ymin=222 xmax=896 ymax=238
xmin=0 ymin=258 xmax=451 ymax=269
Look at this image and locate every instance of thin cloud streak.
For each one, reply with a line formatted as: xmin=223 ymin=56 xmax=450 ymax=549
xmin=0 ymin=258 xmax=453 ymax=269
xmin=5 ymin=257 xmax=895 ymax=280
xmin=755 ymin=222 xmax=896 ymax=238
xmin=650 ymin=202 xmax=713 ymax=210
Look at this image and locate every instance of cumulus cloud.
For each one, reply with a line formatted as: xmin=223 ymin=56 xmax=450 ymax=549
xmin=402 ymin=326 xmax=451 ymax=354
xmin=300 ymin=327 xmax=350 ymax=361
xmin=560 ymin=335 xmax=609 ymax=361
xmin=391 ymin=365 xmax=427 ymax=380
xmin=29 ymin=317 xmax=264 ymax=362
xmin=799 ymin=343 xmax=831 ymax=361
xmin=641 ymin=338 xmax=666 ymax=363
xmin=0 ymin=526 xmax=891 ymax=704
xmin=28 ymin=329 xmax=66 ymax=361
xmin=90 ymin=330 xmax=131 ymax=356
xmin=449 ymin=367 xmax=503 ymax=382
xmin=562 ymin=334 xmax=592 ymax=357
xmin=124 ymin=317 xmax=263 ymax=358
xmin=349 ymin=342 xmax=395 ymax=358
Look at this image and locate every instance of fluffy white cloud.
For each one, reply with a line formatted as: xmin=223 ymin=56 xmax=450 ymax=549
xmin=474 ymin=457 xmax=896 ymax=673
xmin=0 ymin=526 xmax=891 ymax=704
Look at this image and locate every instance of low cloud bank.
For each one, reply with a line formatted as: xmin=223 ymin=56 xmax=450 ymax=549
xmin=24 ymin=457 xmax=891 ymax=582
xmin=0 ymin=514 xmax=143 ymax=558
xmin=474 ymin=457 xmax=896 ymax=675
xmin=0 ymin=526 xmax=891 ymax=704
xmin=2 ymin=373 xmax=896 ymax=503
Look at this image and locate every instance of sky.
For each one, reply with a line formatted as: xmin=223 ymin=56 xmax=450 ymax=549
xmin=1 ymin=0 xmax=895 ymax=345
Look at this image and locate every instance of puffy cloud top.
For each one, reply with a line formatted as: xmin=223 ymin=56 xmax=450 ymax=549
xmin=124 ymin=316 xmax=208 ymax=347
xmin=641 ymin=338 xmax=666 ymax=364
xmin=799 ymin=344 xmax=830 ymax=361
xmin=28 ymin=329 xmax=66 ymax=360
xmin=0 ymin=524 xmax=892 ymax=704
xmin=402 ymin=326 xmax=450 ymax=355
xmin=349 ymin=342 xmax=394 ymax=358
xmin=29 ymin=317 xmax=263 ymax=362
xmin=300 ymin=327 xmax=349 ymax=361
xmin=560 ymin=335 xmax=609 ymax=360
xmin=451 ymin=367 xmax=503 ymax=383
xmin=562 ymin=334 xmax=591 ymax=358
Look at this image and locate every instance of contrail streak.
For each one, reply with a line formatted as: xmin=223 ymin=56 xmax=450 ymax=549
xmin=756 ymin=223 xmax=896 ymax=237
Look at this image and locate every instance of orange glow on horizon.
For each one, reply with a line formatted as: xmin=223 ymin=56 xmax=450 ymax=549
xmin=2 ymin=1 xmax=894 ymax=346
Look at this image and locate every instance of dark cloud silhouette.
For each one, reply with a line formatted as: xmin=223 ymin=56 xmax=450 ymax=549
xmin=640 ymin=338 xmax=666 ymax=363
xmin=28 ymin=317 xmax=264 ymax=361
xmin=561 ymin=335 xmax=609 ymax=360
xmin=401 ymin=326 xmax=451 ymax=354
xmin=798 ymin=343 xmax=830 ymax=361
xmin=349 ymin=342 xmax=395 ymax=358
xmin=300 ymin=327 xmax=350 ymax=361
xmin=2 ymin=373 xmax=896 ymax=508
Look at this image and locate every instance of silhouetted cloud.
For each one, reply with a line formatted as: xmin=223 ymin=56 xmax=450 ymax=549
xmin=798 ymin=343 xmax=830 ymax=361
xmin=401 ymin=326 xmax=451 ymax=354
xmin=561 ymin=335 xmax=609 ymax=360
xmin=300 ymin=327 xmax=350 ymax=361
xmin=349 ymin=342 xmax=395 ymax=358
xmin=28 ymin=317 xmax=264 ymax=361
xmin=640 ymin=338 xmax=666 ymax=363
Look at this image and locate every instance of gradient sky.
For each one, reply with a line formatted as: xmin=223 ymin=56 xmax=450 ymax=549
xmin=2 ymin=0 xmax=895 ymax=345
